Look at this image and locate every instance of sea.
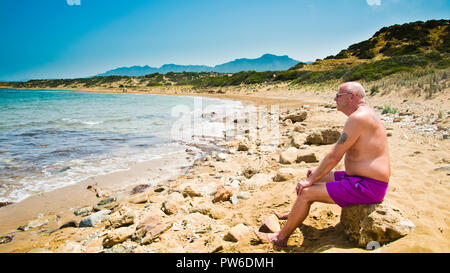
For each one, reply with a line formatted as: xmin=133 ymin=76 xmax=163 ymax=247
xmin=0 ymin=89 xmax=247 ymax=203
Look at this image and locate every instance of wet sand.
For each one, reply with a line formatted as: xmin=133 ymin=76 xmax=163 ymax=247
xmin=0 ymin=150 xmax=193 ymax=235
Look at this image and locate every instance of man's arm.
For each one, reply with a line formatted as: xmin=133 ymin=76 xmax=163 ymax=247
xmin=305 ymin=115 xmax=363 ymax=186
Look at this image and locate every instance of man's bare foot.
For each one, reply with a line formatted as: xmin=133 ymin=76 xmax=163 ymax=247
xmin=274 ymin=211 xmax=289 ymax=220
xmin=254 ymin=230 xmax=288 ymax=247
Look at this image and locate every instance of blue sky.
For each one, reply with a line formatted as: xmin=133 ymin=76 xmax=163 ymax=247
xmin=0 ymin=0 xmax=449 ymax=81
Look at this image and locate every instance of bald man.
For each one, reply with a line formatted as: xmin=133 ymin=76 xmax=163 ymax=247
xmin=256 ymin=82 xmax=391 ymax=247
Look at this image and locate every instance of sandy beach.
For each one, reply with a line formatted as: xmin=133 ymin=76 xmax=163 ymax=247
xmin=0 ymin=83 xmax=449 ymax=253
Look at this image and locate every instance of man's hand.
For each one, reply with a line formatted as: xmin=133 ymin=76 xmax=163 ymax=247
xmin=296 ymin=180 xmax=312 ymax=195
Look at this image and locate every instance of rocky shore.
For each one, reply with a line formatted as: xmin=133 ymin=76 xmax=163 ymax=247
xmin=0 ymin=85 xmax=449 ymax=253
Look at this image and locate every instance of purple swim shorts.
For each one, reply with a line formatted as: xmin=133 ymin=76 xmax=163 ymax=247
xmin=326 ymin=171 xmax=388 ymax=208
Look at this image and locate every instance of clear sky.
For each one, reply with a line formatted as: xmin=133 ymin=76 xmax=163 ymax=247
xmin=1 ymin=0 xmax=449 ymax=81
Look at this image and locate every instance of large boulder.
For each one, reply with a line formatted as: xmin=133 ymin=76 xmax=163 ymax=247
xmin=212 ymin=185 xmax=234 ymax=203
xmin=279 ymin=147 xmax=298 ymax=164
xmin=161 ymin=192 xmax=185 ymax=215
xmin=296 ymin=152 xmax=318 ymax=163
xmin=103 ymin=227 xmax=134 ymax=248
xmin=105 ymin=206 xmax=136 ymax=229
xmin=180 ymin=213 xmax=215 ymax=234
xmin=128 ymin=192 xmax=149 ymax=204
xmin=290 ymin=132 xmax=307 ymax=148
xmin=132 ymin=213 xmax=172 ymax=245
xmin=282 ymin=111 xmax=307 ymax=123
xmin=224 ymin=224 xmax=252 ymax=242
xmin=340 ymin=202 xmax=415 ymax=248
xmin=258 ymin=214 xmax=281 ymax=233
xmin=182 ymin=184 xmax=203 ymax=198
xmin=306 ymin=129 xmax=341 ymax=145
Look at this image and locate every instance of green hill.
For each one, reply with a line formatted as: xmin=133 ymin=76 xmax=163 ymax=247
xmin=337 ymin=19 xmax=449 ymax=58
xmin=290 ymin=19 xmax=449 ymax=71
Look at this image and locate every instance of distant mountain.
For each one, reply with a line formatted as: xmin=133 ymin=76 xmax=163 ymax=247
xmin=213 ymin=54 xmax=300 ymax=73
xmin=97 ymin=54 xmax=300 ymax=76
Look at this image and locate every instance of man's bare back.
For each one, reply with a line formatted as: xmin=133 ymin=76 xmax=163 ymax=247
xmin=343 ymin=105 xmax=390 ymax=182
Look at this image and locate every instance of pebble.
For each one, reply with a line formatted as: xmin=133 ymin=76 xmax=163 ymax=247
xmin=217 ymin=153 xmax=228 ymax=161
xmin=97 ymin=197 xmax=116 ymax=206
xmin=79 ymin=210 xmax=111 ymax=228
xmin=59 ymin=220 xmax=78 ymax=229
xmin=0 ymin=235 xmax=14 ymax=244
xmin=0 ymin=201 xmax=13 ymax=208
xmin=237 ymin=192 xmax=250 ymax=200
xmin=17 ymin=215 xmax=60 ymax=231
xmin=56 ymin=166 xmax=71 ymax=173
xmin=74 ymin=206 xmax=94 ymax=216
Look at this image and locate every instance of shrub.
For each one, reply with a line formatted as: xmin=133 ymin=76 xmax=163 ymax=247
xmin=146 ymin=81 xmax=164 ymax=87
xmin=273 ymin=70 xmax=301 ymax=81
xmin=370 ymin=85 xmax=380 ymax=96
xmin=382 ymin=105 xmax=398 ymax=114
xmin=343 ymin=54 xmax=430 ymax=81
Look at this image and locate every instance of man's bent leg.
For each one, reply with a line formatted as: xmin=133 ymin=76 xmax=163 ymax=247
xmin=259 ymin=183 xmax=335 ymax=246
xmin=275 ymin=174 xmax=336 ymax=220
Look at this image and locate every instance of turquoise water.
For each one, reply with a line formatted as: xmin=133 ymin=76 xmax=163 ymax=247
xmin=0 ymin=89 xmax=245 ymax=202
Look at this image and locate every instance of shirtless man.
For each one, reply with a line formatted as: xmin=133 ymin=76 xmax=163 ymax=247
xmin=256 ymin=81 xmax=390 ymax=247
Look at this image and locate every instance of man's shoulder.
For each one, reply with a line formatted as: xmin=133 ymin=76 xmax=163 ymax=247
xmin=347 ymin=110 xmax=368 ymax=122
xmin=346 ymin=107 xmax=375 ymax=127
xmin=348 ymin=106 xmax=382 ymax=132
xmin=350 ymin=106 xmax=375 ymax=120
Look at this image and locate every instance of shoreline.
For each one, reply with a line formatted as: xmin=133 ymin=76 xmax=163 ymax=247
xmin=0 ymin=89 xmax=261 ymax=229
xmin=0 ymin=88 xmax=275 ymax=252
xmin=0 ymin=150 xmax=194 ymax=234
xmin=0 ymin=87 xmax=311 ymax=252
xmin=0 ymin=86 xmax=322 ymax=109
xmin=0 ymin=88 xmax=257 ymax=205
xmin=0 ymin=85 xmax=449 ymax=253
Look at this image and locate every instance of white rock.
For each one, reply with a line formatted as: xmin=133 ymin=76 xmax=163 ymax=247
xmin=240 ymin=173 xmax=273 ymax=191
xmin=217 ymin=152 xmax=228 ymax=161
xmin=79 ymin=210 xmax=111 ymax=228
xmin=280 ymin=147 xmax=298 ymax=164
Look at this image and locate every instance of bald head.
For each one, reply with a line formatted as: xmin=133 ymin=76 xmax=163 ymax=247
xmin=339 ymin=82 xmax=365 ymax=99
